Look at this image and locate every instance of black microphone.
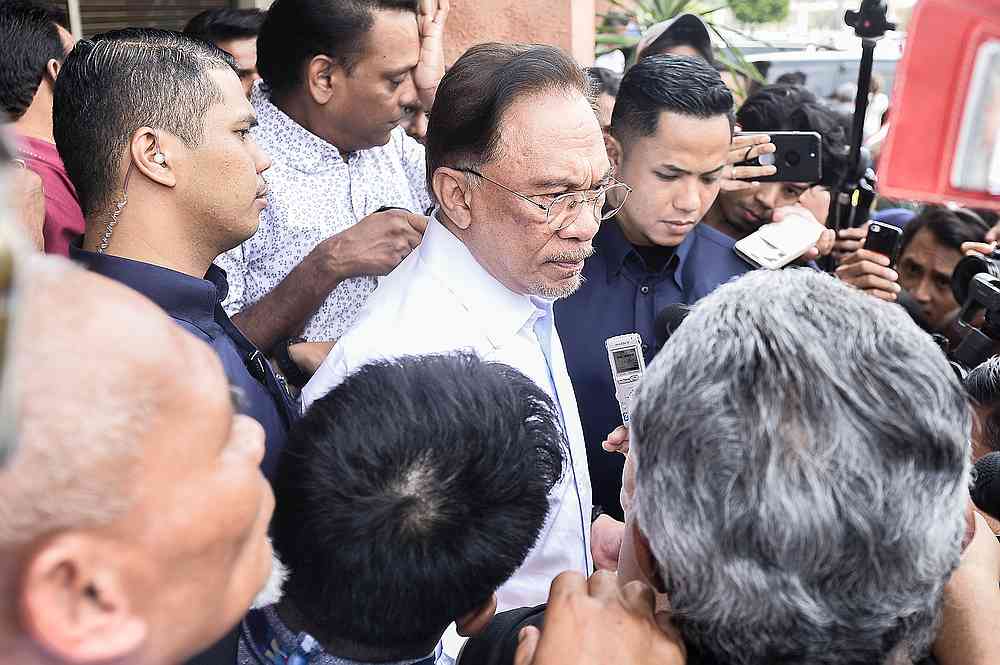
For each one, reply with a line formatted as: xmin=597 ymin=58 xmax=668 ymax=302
xmin=654 ymin=304 xmax=693 ymax=349
xmin=972 ymin=452 xmax=1000 ymax=520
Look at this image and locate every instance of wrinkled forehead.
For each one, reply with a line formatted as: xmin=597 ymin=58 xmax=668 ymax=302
xmin=495 ymin=90 xmax=608 ymax=185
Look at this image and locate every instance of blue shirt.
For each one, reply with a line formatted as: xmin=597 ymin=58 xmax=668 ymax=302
xmin=70 ymin=245 xmax=294 ymax=478
xmin=682 ymin=222 xmax=757 ymax=303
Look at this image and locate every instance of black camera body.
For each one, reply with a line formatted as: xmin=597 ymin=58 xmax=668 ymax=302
xmin=948 ymin=252 xmax=1000 ymax=373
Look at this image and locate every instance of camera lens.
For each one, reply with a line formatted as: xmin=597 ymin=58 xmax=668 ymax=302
xmin=952 ymin=251 xmax=1000 ymax=305
xmin=785 ymin=150 xmax=801 ymax=167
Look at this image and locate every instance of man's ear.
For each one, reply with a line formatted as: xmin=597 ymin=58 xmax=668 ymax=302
xmin=45 ymin=58 xmax=62 ymax=83
xmin=129 ymin=127 xmax=175 ymax=189
xmin=455 ymin=592 xmax=497 ymax=637
xmin=20 ymin=533 xmax=147 ymax=663
xmin=604 ymin=133 xmax=624 ymax=172
xmin=307 ymin=55 xmax=342 ymax=106
xmin=433 ymin=167 xmax=473 ymax=230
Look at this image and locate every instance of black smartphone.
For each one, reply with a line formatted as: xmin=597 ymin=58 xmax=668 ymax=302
xmin=735 ymin=131 xmax=823 ymax=183
xmin=862 ymin=222 xmax=904 ymax=268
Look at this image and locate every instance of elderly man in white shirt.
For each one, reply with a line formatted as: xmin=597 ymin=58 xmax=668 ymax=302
xmin=303 ymin=43 xmax=631 ymax=638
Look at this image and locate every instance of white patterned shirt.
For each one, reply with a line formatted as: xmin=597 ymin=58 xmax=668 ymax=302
xmin=302 ymin=216 xmax=594 ymax=657
xmin=215 ymin=82 xmax=433 ymax=341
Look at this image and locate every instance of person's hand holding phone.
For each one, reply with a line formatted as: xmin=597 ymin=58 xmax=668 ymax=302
xmin=835 ymin=249 xmax=901 ymax=301
xmin=722 ymin=133 xmax=776 ymax=192
xmin=771 ymin=205 xmax=834 ymax=262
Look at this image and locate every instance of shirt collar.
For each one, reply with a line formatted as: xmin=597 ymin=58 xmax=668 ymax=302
xmin=251 ymin=82 xmax=345 ymax=174
xmin=419 ymin=214 xmax=540 ymax=349
xmin=246 ymin=606 xmax=436 ymax=665
xmin=70 ymin=242 xmax=224 ymax=333
xmin=596 ymin=219 xmax=696 ymax=291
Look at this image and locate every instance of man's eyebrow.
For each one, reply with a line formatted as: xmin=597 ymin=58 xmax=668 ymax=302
xmin=386 ymin=64 xmax=412 ymax=77
xmin=702 ymin=164 xmax=727 ymax=176
xmin=529 ymin=176 xmax=585 ymax=191
xmin=656 ymin=163 xmax=690 ymax=175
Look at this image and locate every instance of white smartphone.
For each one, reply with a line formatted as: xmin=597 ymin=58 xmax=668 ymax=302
xmin=605 ymin=333 xmax=646 ymax=426
xmin=733 ymin=213 xmax=825 ymax=270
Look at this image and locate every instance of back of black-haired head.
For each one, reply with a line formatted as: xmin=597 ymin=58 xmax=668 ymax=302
xmin=426 ymin=43 xmax=594 ymax=192
xmin=588 ymin=66 xmax=621 ymax=97
xmin=52 ymin=28 xmax=236 ymax=219
xmin=899 ymin=205 xmax=989 ymax=256
xmin=966 ymin=356 xmax=1000 ymax=454
xmin=611 ymin=54 xmax=734 ymax=144
xmin=257 ymin=0 xmax=417 ymax=100
xmin=184 ymin=7 xmax=264 ymax=44
xmin=737 ymin=84 xmax=849 ymax=187
xmin=0 ymin=0 xmax=69 ymax=120
xmin=272 ymin=353 xmax=564 ymax=655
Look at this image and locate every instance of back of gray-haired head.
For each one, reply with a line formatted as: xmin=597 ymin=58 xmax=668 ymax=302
xmin=52 ymin=28 xmax=236 ymax=218
xmin=425 ymin=42 xmax=595 ymax=192
xmin=631 ymin=268 xmax=970 ymax=665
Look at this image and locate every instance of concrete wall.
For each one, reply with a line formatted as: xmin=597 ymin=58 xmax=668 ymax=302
xmin=243 ymin=0 xmax=596 ymax=66
xmin=445 ymin=0 xmax=595 ymax=65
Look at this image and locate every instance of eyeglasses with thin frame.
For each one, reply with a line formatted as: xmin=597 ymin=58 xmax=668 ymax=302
xmin=457 ymin=168 xmax=632 ymax=231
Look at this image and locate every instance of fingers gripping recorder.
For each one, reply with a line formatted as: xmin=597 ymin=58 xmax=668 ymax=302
xmin=606 ymin=334 xmax=646 ymax=426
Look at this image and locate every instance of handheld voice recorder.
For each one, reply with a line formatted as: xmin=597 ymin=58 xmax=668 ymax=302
xmin=605 ymin=333 xmax=646 ymax=426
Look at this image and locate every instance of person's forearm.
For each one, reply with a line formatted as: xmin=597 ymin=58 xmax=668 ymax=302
xmin=231 ymin=249 xmax=341 ymax=350
xmin=934 ymin=568 xmax=1000 ymax=665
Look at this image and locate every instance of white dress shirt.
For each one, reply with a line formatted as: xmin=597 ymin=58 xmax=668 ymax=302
xmin=215 ymin=83 xmax=433 ymax=341
xmin=303 ymin=216 xmax=594 ymax=614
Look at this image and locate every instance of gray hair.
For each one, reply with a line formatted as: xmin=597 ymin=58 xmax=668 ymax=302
xmin=0 ymin=255 xmax=152 ymax=549
xmin=631 ymin=268 xmax=970 ymax=665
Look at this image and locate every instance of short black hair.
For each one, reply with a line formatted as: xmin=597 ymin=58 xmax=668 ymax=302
xmin=966 ymin=357 xmax=1000 ymax=454
xmin=899 ymin=206 xmax=989 ymax=256
xmin=426 ymin=43 xmax=595 ymax=192
xmin=272 ymin=353 xmax=564 ymax=658
xmin=587 ymin=66 xmax=621 ymax=97
xmin=737 ymin=84 xmax=849 ymax=188
xmin=610 ymin=54 xmax=734 ymax=144
xmin=184 ymin=7 xmax=264 ymax=44
xmin=52 ymin=29 xmax=236 ymax=218
xmin=775 ymin=71 xmax=807 ymax=86
xmin=257 ymin=0 xmax=417 ymax=100
xmin=0 ymin=0 xmax=69 ymax=121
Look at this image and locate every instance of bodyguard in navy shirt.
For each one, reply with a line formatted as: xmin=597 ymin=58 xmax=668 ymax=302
xmin=72 ymin=246 xmax=294 ymax=478
xmin=555 ymin=55 xmax=745 ymax=519
xmin=52 ymin=28 xmax=292 ymax=482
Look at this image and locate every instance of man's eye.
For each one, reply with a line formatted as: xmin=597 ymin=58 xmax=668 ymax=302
xmin=656 ymin=173 xmax=678 ymax=182
xmin=236 ymin=129 xmax=251 ymax=140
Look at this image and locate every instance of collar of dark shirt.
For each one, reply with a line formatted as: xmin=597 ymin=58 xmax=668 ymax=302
xmin=595 ymin=219 xmax=695 ymax=285
xmin=69 ymin=240 xmax=226 ymax=336
xmin=242 ymin=605 xmax=437 ymax=665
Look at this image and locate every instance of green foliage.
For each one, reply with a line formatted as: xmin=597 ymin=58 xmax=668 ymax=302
xmin=729 ymin=0 xmax=789 ymax=25
xmin=596 ymin=0 xmax=768 ymax=92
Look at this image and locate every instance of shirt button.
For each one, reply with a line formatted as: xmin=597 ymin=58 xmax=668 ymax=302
xmin=640 ymin=285 xmax=650 ymax=294
xmin=642 ymin=343 xmax=649 ymax=352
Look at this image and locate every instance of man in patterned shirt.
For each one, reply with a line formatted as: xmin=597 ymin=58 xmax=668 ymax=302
xmin=216 ymin=0 xmax=448 ymax=385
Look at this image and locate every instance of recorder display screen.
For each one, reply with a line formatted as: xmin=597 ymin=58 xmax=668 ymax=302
xmin=613 ymin=349 xmax=640 ymax=373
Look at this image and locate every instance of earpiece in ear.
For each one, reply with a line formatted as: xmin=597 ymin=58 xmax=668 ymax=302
xmin=153 ymin=153 xmax=166 ymax=165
